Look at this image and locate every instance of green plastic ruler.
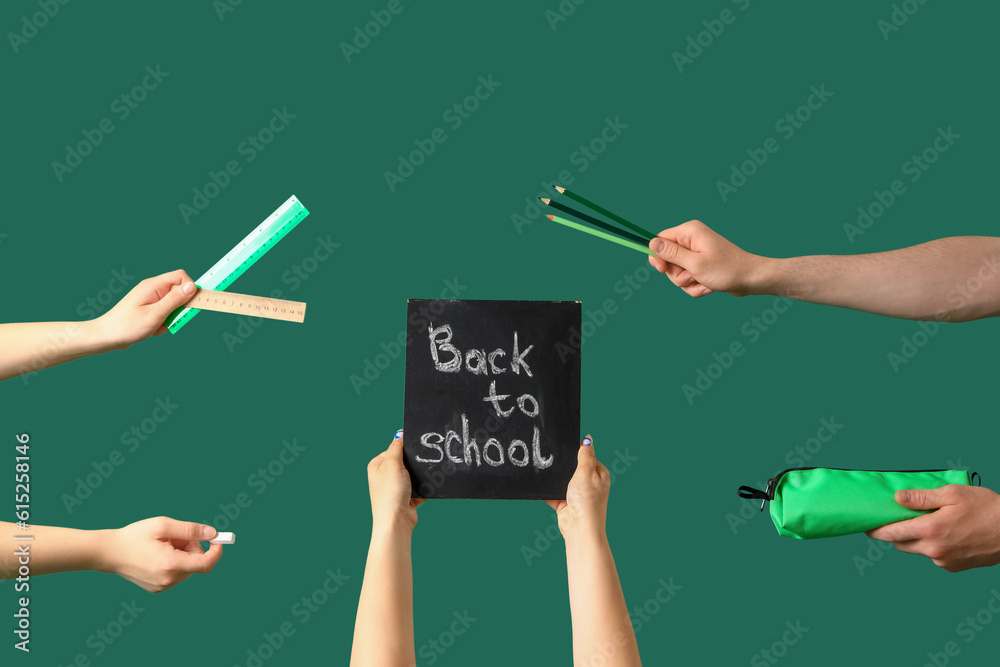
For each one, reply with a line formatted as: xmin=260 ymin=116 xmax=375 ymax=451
xmin=165 ymin=195 xmax=310 ymax=334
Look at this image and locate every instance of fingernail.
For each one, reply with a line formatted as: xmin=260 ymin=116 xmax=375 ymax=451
xmin=182 ymin=282 xmax=196 ymax=295
xmin=898 ymin=490 xmax=910 ymax=503
xmin=394 ymin=429 xmax=404 ymax=440
xmin=651 ymin=239 xmax=664 ymax=253
xmin=582 ymin=435 xmax=592 ymax=447
xmin=202 ymin=525 xmax=216 ymax=539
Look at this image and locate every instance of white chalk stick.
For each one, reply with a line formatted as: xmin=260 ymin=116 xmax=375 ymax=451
xmin=210 ymin=532 xmax=235 ymax=544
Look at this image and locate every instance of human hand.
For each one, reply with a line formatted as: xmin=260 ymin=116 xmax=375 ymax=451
xmin=367 ymin=430 xmax=424 ymax=532
xmin=865 ymin=485 xmax=1000 ymax=572
xmin=647 ymin=220 xmax=767 ymax=297
xmin=99 ymin=517 xmax=223 ymax=593
xmin=96 ymin=269 xmax=196 ymax=349
xmin=545 ymin=435 xmax=610 ymax=543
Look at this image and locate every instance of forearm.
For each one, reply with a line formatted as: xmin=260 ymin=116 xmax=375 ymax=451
xmin=565 ymin=529 xmax=641 ymax=667
xmin=755 ymin=237 xmax=1000 ymax=322
xmin=0 ymin=523 xmax=109 ymax=579
xmin=0 ymin=320 xmax=114 ymax=381
xmin=350 ymin=521 xmax=416 ymax=667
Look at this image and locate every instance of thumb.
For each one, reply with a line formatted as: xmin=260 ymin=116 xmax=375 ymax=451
xmin=386 ymin=430 xmax=405 ymax=460
xmin=649 ymin=236 xmax=697 ymax=269
xmin=895 ymin=487 xmax=949 ymax=511
xmin=142 ymin=270 xmax=196 ymax=314
xmin=156 ymin=518 xmax=217 ymax=542
xmin=154 ymin=281 xmax=197 ymax=316
xmin=577 ymin=434 xmax=596 ymax=469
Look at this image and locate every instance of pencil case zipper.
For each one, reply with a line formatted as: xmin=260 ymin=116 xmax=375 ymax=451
xmin=738 ymin=467 xmax=979 ymax=512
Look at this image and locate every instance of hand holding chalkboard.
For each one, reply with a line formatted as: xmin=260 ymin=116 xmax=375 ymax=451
xmin=403 ymin=299 xmax=582 ymax=499
xmin=543 ymin=435 xmax=612 ymax=537
xmin=367 ymin=430 xmax=425 ymax=529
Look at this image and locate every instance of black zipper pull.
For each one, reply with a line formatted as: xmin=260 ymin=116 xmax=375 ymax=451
xmin=737 ymin=478 xmax=775 ymax=512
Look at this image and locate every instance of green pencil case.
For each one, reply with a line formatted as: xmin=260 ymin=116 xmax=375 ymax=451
xmin=738 ymin=467 xmax=979 ymax=540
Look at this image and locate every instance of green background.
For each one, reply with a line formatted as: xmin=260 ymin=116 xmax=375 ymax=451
xmin=3 ymin=1 xmax=999 ymax=665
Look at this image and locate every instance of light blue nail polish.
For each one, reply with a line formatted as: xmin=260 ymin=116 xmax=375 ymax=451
xmin=394 ymin=429 xmax=404 ymax=439
xmin=582 ymin=436 xmax=592 ymax=447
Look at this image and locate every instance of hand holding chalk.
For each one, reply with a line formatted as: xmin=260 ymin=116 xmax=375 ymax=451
xmin=367 ymin=430 xmax=424 ymax=531
xmin=99 ymin=516 xmax=224 ymax=593
xmin=646 ymin=220 xmax=765 ymax=298
xmin=545 ymin=435 xmax=611 ymax=543
xmin=96 ymin=269 xmax=197 ymax=350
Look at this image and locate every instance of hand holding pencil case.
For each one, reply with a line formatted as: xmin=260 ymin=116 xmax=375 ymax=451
xmin=738 ymin=467 xmax=979 ymax=540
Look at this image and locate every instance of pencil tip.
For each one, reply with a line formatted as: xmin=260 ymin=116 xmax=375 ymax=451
xmin=539 ymin=197 xmax=550 ymax=205
xmin=554 ymin=186 xmax=566 ymax=193
xmin=546 ymin=215 xmax=554 ymax=221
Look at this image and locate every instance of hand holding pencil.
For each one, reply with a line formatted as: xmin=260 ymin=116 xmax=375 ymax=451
xmin=540 ymin=186 xmax=764 ymax=298
xmin=646 ymin=220 xmax=766 ymax=298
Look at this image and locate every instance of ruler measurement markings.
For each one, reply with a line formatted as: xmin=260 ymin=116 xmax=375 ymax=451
xmin=165 ymin=195 xmax=309 ymax=333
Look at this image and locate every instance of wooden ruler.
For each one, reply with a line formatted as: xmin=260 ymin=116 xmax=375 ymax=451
xmin=187 ymin=289 xmax=306 ymax=323
xmin=165 ymin=195 xmax=309 ymax=333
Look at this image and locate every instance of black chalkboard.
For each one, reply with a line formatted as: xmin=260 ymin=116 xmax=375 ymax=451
xmin=403 ymin=299 xmax=581 ymax=499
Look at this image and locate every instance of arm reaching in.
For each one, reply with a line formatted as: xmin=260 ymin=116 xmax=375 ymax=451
xmin=0 ymin=269 xmax=196 ymax=381
xmin=647 ymin=221 xmax=1000 ymax=322
xmin=866 ymin=485 xmax=1000 ymax=572
xmin=547 ymin=435 xmax=642 ymax=667
xmin=1 ymin=517 xmax=223 ymax=592
xmin=350 ymin=430 xmax=425 ymax=667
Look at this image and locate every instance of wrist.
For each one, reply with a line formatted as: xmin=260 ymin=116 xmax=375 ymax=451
xmin=748 ymin=256 xmax=784 ymax=296
xmin=84 ymin=529 xmax=117 ymax=574
xmin=83 ymin=317 xmax=121 ymax=354
xmin=564 ymin=527 xmax=610 ymax=562
xmin=561 ymin=519 xmax=607 ymax=550
xmin=371 ymin=514 xmax=416 ymax=540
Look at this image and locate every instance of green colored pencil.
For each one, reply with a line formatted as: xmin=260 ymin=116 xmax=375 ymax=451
xmin=554 ymin=185 xmax=657 ymax=240
xmin=539 ymin=198 xmax=650 ymax=246
xmin=547 ymin=215 xmax=655 ymax=257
